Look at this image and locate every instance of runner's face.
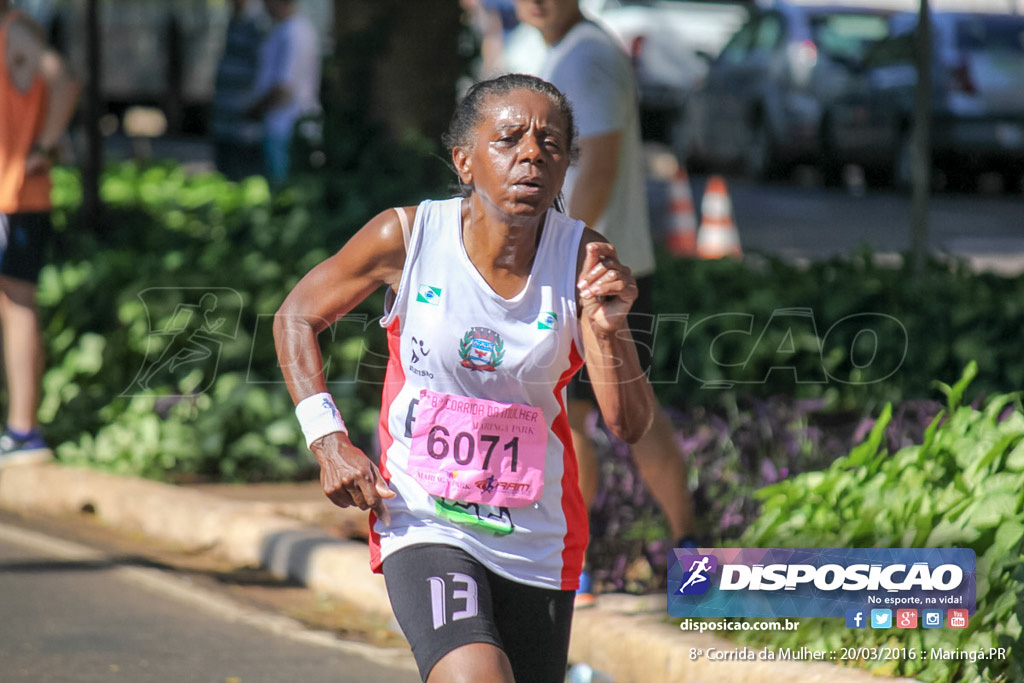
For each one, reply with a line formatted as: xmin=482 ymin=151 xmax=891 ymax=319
xmin=454 ymin=89 xmax=571 ymax=219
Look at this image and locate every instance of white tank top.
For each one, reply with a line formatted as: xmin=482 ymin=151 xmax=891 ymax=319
xmin=369 ymin=197 xmax=588 ymax=591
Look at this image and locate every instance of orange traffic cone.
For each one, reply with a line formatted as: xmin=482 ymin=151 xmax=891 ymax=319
xmin=665 ymin=166 xmax=698 ymax=257
xmin=696 ymin=175 xmax=742 ymax=260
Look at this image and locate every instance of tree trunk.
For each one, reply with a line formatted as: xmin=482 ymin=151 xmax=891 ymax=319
xmin=81 ymin=0 xmax=104 ymax=235
xmin=331 ymin=0 xmax=464 ymax=143
xmin=910 ymin=0 xmax=931 ymax=274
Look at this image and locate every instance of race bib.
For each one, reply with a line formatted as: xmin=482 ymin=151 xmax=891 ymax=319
xmin=408 ymin=389 xmax=547 ymax=507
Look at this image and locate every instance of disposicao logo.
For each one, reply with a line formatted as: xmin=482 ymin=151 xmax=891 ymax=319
xmin=675 ymin=554 xmax=718 ymax=596
xmin=416 ymin=285 xmax=442 ymax=305
xmin=667 ymin=548 xmax=976 ymax=619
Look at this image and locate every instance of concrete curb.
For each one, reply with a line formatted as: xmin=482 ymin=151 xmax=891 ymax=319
xmin=0 ymin=464 xmax=911 ymax=682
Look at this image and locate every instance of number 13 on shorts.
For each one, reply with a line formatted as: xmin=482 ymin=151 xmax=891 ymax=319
xmin=429 ymin=572 xmax=480 ymax=630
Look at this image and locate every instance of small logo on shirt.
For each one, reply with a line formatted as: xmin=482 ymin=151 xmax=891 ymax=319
xmin=410 ymin=337 xmax=430 ymax=363
xmin=537 ymin=311 xmax=559 ymax=330
xmin=408 ymin=336 xmax=434 ymax=379
xmin=416 ymin=285 xmax=442 ymax=305
xmin=459 ymin=327 xmax=505 ymax=372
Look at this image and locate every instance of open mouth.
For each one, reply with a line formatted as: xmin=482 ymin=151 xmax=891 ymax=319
xmin=512 ymin=176 xmax=544 ymax=192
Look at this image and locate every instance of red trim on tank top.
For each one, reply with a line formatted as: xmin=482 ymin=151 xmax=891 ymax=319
xmin=368 ymin=316 xmax=405 ymax=573
xmin=555 ymin=340 xmax=587 ymax=589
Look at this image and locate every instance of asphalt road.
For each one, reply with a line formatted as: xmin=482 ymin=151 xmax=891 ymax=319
xmin=0 ymin=514 xmax=418 ymax=683
xmin=647 ymin=171 xmax=1024 ymax=275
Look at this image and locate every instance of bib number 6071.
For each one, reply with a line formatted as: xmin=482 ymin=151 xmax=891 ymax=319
xmin=426 ymin=425 xmax=520 ymax=471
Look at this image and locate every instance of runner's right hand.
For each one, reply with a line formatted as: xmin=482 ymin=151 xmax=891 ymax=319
xmin=311 ymin=432 xmax=395 ymax=525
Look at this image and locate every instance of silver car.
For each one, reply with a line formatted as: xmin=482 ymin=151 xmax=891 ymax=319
xmin=823 ymin=11 xmax=1024 ymax=191
xmin=681 ymin=1 xmax=893 ymax=179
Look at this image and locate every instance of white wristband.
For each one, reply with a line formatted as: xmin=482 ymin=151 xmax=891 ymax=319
xmin=295 ymin=392 xmax=347 ymax=448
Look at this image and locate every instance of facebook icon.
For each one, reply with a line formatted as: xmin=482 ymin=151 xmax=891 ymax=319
xmin=845 ymin=609 xmax=866 ymax=629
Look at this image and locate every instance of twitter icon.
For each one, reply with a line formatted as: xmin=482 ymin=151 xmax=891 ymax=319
xmin=870 ymin=609 xmax=892 ymax=629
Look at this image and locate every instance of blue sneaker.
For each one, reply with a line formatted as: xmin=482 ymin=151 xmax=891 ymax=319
xmin=575 ymin=567 xmax=596 ymax=609
xmin=0 ymin=428 xmax=53 ymax=467
xmin=676 ymin=535 xmax=701 ymax=550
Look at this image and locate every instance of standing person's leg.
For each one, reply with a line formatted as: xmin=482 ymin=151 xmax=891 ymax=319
xmin=630 ymin=405 xmax=698 ymax=544
xmin=0 ymin=275 xmax=43 ymax=433
xmin=0 ymin=213 xmax=51 ymax=462
xmin=568 ymin=398 xmax=600 ymax=510
xmin=263 ymin=133 xmax=291 ymax=186
xmin=577 ymin=398 xmax=699 ymax=547
xmin=626 ymin=276 xmax=699 ymax=545
xmin=567 ymin=374 xmax=599 ymax=606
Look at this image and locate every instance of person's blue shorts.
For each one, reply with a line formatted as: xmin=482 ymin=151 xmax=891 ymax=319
xmin=0 ymin=212 xmax=53 ymax=285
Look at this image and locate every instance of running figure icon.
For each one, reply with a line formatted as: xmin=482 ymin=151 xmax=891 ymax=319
xmin=678 ymin=556 xmax=712 ymax=594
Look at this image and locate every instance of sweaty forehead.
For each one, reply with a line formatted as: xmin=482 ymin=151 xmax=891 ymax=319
xmin=479 ymin=89 xmax=566 ymax=131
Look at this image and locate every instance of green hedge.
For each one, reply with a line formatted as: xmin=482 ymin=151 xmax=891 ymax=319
xmin=649 ymin=249 xmax=1024 ymax=412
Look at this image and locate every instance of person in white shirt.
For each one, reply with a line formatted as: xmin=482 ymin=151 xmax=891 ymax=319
xmin=247 ymin=0 xmax=321 ymax=184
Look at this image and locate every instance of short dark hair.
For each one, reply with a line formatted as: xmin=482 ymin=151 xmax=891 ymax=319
xmin=443 ymin=73 xmax=578 ymax=166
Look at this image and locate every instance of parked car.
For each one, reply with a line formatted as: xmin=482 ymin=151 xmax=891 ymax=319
xmin=681 ymin=1 xmax=894 ymax=179
xmin=581 ymin=0 xmax=754 ymax=141
xmin=822 ymin=10 xmax=1024 ymax=191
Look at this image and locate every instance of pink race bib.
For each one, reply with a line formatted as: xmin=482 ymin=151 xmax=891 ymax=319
xmin=408 ymin=389 xmax=547 ymax=508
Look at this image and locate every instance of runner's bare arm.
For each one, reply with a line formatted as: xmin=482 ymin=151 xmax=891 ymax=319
xmin=274 ymin=208 xmax=410 ymax=519
xmin=575 ymin=230 xmax=655 ymax=443
xmin=275 ymin=208 xmax=408 ymax=401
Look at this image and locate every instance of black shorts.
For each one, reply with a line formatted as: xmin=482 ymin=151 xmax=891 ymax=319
xmin=0 ymin=212 xmax=53 ymax=285
xmin=568 ymin=274 xmax=655 ymax=403
xmin=382 ymin=544 xmax=575 ymax=683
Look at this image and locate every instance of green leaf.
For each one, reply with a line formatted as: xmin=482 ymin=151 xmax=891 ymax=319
xmin=944 ymin=361 xmax=979 ymax=410
xmin=846 ymin=403 xmax=892 ymax=468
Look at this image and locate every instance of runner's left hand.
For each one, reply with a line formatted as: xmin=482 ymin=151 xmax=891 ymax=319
xmin=577 ymin=241 xmax=637 ymax=333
